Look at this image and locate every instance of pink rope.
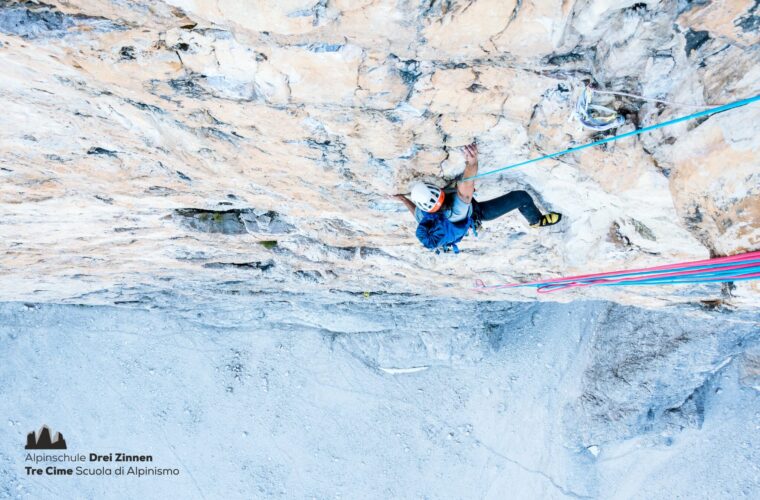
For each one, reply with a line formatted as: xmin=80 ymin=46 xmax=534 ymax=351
xmin=474 ymin=250 xmax=760 ymax=292
xmin=535 ymin=268 xmax=760 ymax=294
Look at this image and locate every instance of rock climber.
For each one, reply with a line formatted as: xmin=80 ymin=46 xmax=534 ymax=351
xmin=394 ymin=143 xmax=562 ymax=252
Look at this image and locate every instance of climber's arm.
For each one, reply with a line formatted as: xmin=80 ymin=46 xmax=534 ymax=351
xmin=393 ymin=194 xmax=417 ymax=218
xmin=457 ymin=143 xmax=478 ymax=204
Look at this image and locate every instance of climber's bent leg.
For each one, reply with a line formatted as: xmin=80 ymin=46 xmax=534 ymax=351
xmin=476 ymin=190 xmax=542 ymax=225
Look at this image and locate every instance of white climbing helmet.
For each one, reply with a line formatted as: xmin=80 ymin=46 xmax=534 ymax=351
xmin=409 ymin=182 xmax=445 ymax=212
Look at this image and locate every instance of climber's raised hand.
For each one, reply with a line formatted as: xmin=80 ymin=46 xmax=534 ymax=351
xmin=458 ymin=142 xmax=479 ymax=203
xmin=463 ymin=143 xmax=478 ymax=166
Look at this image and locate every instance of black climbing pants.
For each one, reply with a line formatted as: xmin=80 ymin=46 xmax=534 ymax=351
xmin=473 ymin=190 xmax=542 ymax=225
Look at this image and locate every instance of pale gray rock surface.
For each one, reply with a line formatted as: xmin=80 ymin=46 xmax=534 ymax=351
xmin=0 ymin=298 xmax=758 ymax=499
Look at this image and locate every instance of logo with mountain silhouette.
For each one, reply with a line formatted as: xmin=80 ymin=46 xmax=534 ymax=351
xmin=25 ymin=426 xmax=67 ymax=450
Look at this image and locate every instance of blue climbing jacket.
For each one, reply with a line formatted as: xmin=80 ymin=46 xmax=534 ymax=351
xmin=416 ymin=211 xmax=475 ymax=254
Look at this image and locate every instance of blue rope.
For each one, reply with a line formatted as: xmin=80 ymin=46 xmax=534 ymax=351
xmin=592 ymin=270 xmax=760 ymax=287
xmin=537 ymin=274 xmax=760 ymax=292
xmin=510 ymin=258 xmax=760 ymax=289
xmin=463 ymin=94 xmax=760 ymax=181
xmin=600 ymin=266 xmax=760 ymax=285
xmin=532 ymin=264 xmax=760 ymax=291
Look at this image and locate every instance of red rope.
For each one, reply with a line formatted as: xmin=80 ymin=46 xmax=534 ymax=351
xmin=474 ymin=250 xmax=760 ymax=293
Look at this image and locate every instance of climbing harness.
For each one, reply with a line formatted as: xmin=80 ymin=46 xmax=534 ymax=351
xmin=574 ymin=86 xmax=625 ymax=131
xmin=473 ymin=250 xmax=760 ymax=294
xmin=463 ymin=93 xmax=760 ymax=181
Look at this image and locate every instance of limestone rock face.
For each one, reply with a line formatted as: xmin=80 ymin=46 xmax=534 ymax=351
xmin=0 ymin=0 xmax=758 ymax=307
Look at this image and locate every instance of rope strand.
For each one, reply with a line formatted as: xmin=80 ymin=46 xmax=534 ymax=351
xmin=463 ymin=93 xmax=760 ymax=181
xmin=473 ymin=251 xmax=760 ymax=294
xmin=590 ymin=88 xmax=728 ymax=110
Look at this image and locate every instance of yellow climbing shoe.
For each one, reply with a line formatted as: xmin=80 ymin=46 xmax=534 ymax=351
xmin=532 ymin=212 xmax=562 ymax=228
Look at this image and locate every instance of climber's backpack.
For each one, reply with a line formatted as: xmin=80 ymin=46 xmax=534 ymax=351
xmin=415 ymin=211 xmax=475 ymax=254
